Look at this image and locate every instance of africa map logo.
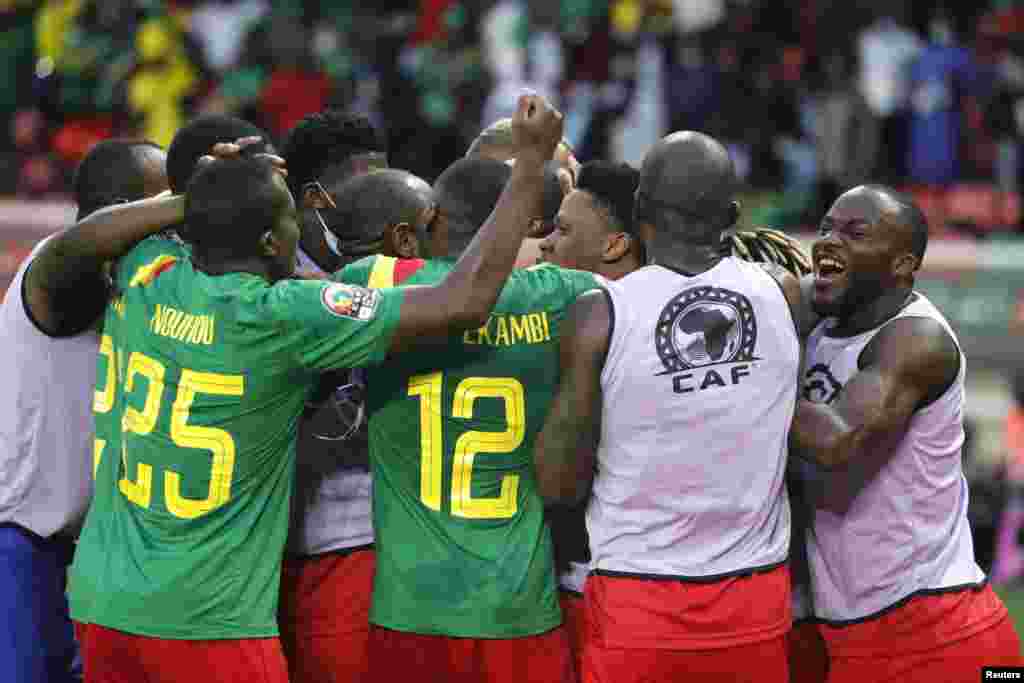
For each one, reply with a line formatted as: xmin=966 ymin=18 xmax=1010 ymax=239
xmin=802 ymin=364 xmax=843 ymax=404
xmin=654 ymin=286 xmax=759 ymax=375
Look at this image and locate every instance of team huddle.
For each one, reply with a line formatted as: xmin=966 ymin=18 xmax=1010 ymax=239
xmin=1 ymin=93 xmax=1022 ymax=683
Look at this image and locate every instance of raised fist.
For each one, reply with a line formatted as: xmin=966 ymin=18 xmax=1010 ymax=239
xmin=511 ymin=93 xmax=564 ymax=164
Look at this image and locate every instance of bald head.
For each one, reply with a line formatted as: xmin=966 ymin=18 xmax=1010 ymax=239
xmin=858 ymin=184 xmax=929 ymax=262
xmin=331 ymin=169 xmax=433 ymax=245
xmin=640 ymin=132 xmax=736 ymax=213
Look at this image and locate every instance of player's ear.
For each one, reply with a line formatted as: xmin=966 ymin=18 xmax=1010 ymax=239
xmin=603 ymin=232 xmax=630 ymax=263
xmin=390 ymin=222 xmax=418 ymax=259
xmin=893 ymin=252 xmax=919 ymax=278
xmin=259 ymin=230 xmax=278 ymax=258
xmin=303 ymin=183 xmax=331 ymax=210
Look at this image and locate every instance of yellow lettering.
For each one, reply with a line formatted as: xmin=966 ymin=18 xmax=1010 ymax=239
xmin=528 ymin=314 xmax=546 ymax=342
xmin=203 ymin=316 xmax=215 ymax=345
xmin=478 ymin=318 xmax=493 ymax=345
xmin=493 ymin=316 xmax=511 ymax=346
xmin=510 ymin=315 xmax=532 ymax=344
xmin=463 ymin=329 xmax=478 ymax=345
xmin=150 ymin=304 xmax=163 ymax=333
xmin=161 ymin=309 xmax=180 ymax=336
xmin=187 ymin=317 xmax=205 ymax=345
xmin=541 ymin=312 xmax=551 ymax=341
xmin=173 ymin=314 xmax=194 ymax=341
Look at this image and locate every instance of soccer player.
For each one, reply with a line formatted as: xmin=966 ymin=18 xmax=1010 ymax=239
xmin=334 ymin=156 xmax=591 ymax=683
xmin=281 ymin=110 xmax=388 ymax=274
xmin=537 ymin=160 xmax=643 ymax=673
xmin=534 ymin=131 xmax=802 ymax=683
xmin=69 ymin=93 xmax=563 ymax=683
xmin=790 ymin=185 xmax=1022 ymax=680
xmin=281 ymin=168 xmax=436 ymax=683
xmin=0 ymin=139 xmax=172 ymax=683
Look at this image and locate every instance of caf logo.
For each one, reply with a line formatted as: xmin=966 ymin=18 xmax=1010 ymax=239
xmin=802 ymin=363 xmax=843 ymax=404
xmin=655 ymin=286 xmax=759 ymax=373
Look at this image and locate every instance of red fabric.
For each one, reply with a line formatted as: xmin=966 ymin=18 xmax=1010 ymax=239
xmin=412 ymin=0 xmax=455 ymax=44
xmin=788 ymin=621 xmax=829 ymax=683
xmin=367 ymin=624 xmax=575 ymax=683
xmin=584 ymin=565 xmax=791 ymax=651
xmin=582 ymin=633 xmax=788 ymax=683
xmin=52 ymin=117 xmax=114 ymax=165
xmin=824 ymin=612 xmax=1022 ymax=683
xmin=393 ymin=258 xmax=426 ymax=285
xmin=819 ymin=583 xmax=1011 ymax=657
xmin=73 ymin=621 xmax=288 ymax=683
xmin=260 ymin=69 xmax=332 ymax=139
xmin=559 ymin=591 xmax=586 ymax=675
xmin=278 ymin=548 xmax=375 ymax=683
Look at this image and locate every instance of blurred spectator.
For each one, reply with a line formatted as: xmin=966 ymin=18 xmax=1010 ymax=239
xmin=857 ymin=8 xmax=922 ymax=182
xmin=189 ymin=0 xmax=268 ymax=73
xmin=991 ymin=370 xmax=1024 ymax=585
xmin=906 ymin=8 xmax=980 ymax=186
xmin=127 ymin=15 xmax=200 ymax=147
xmin=811 ymin=50 xmax=879 ymax=218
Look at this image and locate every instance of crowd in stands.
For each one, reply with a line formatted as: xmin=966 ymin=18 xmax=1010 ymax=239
xmin=2 ymin=0 xmax=1024 ymax=233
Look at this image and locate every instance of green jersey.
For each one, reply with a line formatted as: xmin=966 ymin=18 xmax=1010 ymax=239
xmin=338 ymin=255 xmax=600 ymax=638
xmin=70 ymin=237 xmax=403 ymax=639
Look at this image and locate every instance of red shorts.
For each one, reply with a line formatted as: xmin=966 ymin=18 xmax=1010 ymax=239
xmin=821 ymin=584 xmax=1023 ymax=683
xmin=788 ymin=620 xmax=829 ymax=683
xmin=367 ymin=624 xmax=576 ymax=683
xmin=582 ymin=633 xmax=788 ymax=683
xmin=582 ymin=567 xmax=791 ymax=682
xmin=584 ymin=565 xmax=791 ymax=650
xmin=560 ymin=590 xmax=586 ymax=675
xmin=73 ymin=621 xmax=287 ymax=683
xmin=278 ymin=547 xmax=375 ymax=683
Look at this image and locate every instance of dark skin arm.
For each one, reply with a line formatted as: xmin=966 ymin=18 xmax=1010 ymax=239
xmin=386 ymin=95 xmax=562 ymax=353
xmin=534 ymin=290 xmax=611 ymax=505
xmin=789 ymin=316 xmax=960 ymax=514
xmin=23 ymin=194 xmax=185 ymax=336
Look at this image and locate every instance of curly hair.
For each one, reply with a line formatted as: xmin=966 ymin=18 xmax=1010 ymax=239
xmin=281 ymin=110 xmax=384 ymax=195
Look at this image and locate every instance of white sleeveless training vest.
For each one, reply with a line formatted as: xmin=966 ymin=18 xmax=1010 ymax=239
xmin=802 ymin=293 xmax=984 ymax=622
xmin=287 ymin=248 xmax=373 ymax=555
xmin=587 ymin=259 xmax=799 ymax=579
xmin=0 ymin=237 xmax=97 ymax=538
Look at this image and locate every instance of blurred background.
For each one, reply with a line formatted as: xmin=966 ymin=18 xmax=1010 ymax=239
xmin=1 ymin=0 xmax=1024 ymax=609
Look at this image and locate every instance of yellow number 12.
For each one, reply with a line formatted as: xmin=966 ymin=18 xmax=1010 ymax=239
xmin=408 ymin=372 xmax=525 ymax=520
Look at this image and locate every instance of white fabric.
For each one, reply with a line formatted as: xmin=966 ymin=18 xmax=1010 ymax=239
xmin=587 ymin=260 xmax=798 ymax=578
xmin=0 ymin=237 xmax=96 ymax=537
xmin=803 ymin=294 xmax=984 ymax=621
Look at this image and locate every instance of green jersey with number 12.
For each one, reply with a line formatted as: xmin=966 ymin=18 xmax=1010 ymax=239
xmin=338 ymin=255 xmax=600 ymax=638
xmin=69 ymin=237 xmax=403 ymax=639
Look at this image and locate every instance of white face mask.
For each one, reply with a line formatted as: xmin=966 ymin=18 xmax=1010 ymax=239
xmin=314 ymin=207 xmax=343 ymax=257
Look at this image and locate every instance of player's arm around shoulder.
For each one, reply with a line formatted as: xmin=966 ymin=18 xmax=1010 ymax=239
xmin=535 ymin=289 xmax=611 ymax=506
xmin=24 ymin=193 xmax=185 ymax=336
xmin=790 ymin=315 xmax=959 ymax=496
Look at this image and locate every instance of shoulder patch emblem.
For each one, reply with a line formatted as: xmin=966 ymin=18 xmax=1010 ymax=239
xmin=321 ymin=282 xmax=380 ymax=321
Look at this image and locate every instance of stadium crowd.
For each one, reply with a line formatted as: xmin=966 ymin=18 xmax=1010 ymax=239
xmin=3 ymin=2 xmax=1024 ymax=683
xmin=2 ymin=0 xmax=1024 ymax=233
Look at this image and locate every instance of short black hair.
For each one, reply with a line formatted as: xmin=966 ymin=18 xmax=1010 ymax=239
xmin=575 ymin=161 xmax=640 ymax=234
xmin=73 ymin=139 xmax=163 ymax=220
xmin=540 ymin=161 xmax=566 ymax=224
xmin=282 ymin=110 xmax=384 ymax=196
xmin=184 ymin=157 xmax=289 ymax=258
xmin=331 ymin=169 xmax=431 ymax=243
xmin=434 ymin=158 xmax=512 ymax=255
xmin=167 ymin=115 xmax=268 ymax=193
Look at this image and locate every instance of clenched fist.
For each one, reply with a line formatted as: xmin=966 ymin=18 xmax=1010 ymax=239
xmin=511 ymin=93 xmax=564 ymax=165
